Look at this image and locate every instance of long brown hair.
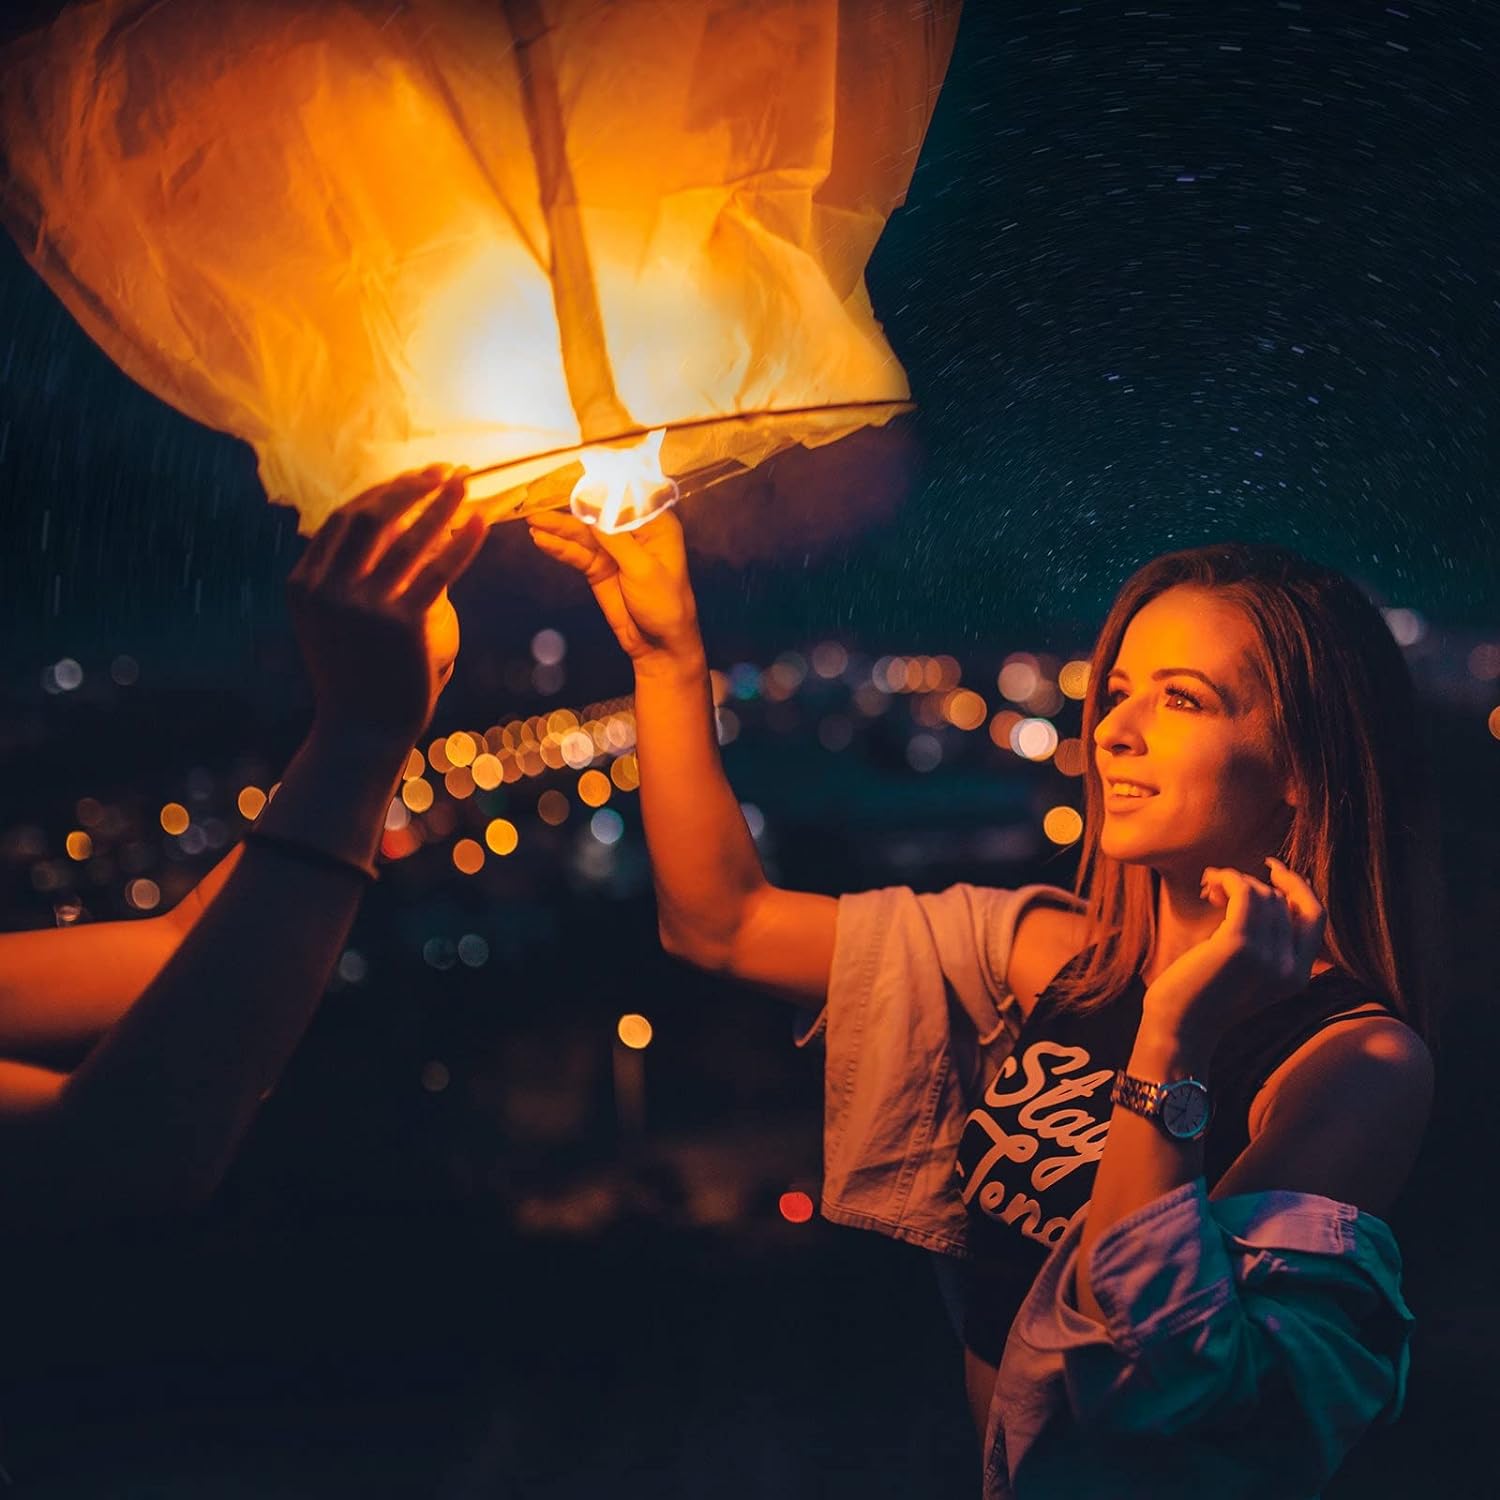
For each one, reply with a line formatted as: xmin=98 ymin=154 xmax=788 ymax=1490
xmin=1050 ymin=542 xmax=1444 ymax=1048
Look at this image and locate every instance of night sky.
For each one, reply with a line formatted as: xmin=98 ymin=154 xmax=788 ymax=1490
xmin=1 ymin=1 xmax=1496 ymax=674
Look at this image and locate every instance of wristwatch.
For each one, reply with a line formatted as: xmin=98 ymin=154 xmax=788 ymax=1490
xmin=1110 ymin=1070 xmax=1212 ymax=1141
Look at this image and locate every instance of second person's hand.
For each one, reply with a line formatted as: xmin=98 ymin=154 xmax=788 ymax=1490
xmin=289 ymin=466 xmax=487 ymax=750
xmin=527 ymin=508 xmax=703 ymax=675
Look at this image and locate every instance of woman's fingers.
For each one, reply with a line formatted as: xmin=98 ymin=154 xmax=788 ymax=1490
xmin=1266 ymin=856 xmax=1327 ymax=971
xmin=526 ymin=508 xmax=598 ymax=545
xmin=404 ymin=514 xmax=487 ymax=612
xmin=528 ymin=524 xmax=614 ymax=580
xmin=363 ymin=478 xmax=467 ymax=595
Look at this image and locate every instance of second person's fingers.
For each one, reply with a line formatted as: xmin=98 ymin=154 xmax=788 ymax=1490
xmin=363 ymin=479 xmax=466 ymax=595
xmin=405 ymin=514 xmax=487 ymax=612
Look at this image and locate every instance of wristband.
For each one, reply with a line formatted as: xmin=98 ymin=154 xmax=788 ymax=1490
xmin=242 ymin=828 xmax=379 ymax=884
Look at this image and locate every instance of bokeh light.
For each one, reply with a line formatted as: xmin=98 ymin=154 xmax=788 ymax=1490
xmin=452 ymin=838 xmax=484 ymax=874
xmin=617 ymin=1013 xmax=653 ymax=1049
xmin=578 ymin=770 xmax=611 ymax=807
xmin=778 ymin=1191 xmax=815 ymax=1224
xmin=1043 ymin=806 xmax=1084 ymax=845
xmin=402 ymin=777 xmax=435 ymax=812
xmin=159 ymin=802 xmax=190 ymax=835
xmin=65 ymin=830 xmax=92 ymax=861
xmin=538 ymin=790 xmax=570 ymax=826
xmin=471 ymin=753 xmax=503 ymax=790
xmin=1058 ymin=660 xmax=1092 ymax=700
xmin=237 ymin=785 xmax=267 ymax=820
xmin=590 ymin=809 xmax=624 ymax=845
xmin=1014 ymin=718 xmax=1059 ymax=761
xmin=445 ymin=731 xmax=478 ymax=768
xmin=127 ymin=878 xmax=161 ymax=911
xmin=944 ymin=688 xmax=988 ymax=731
xmin=485 ymin=818 xmax=519 ymax=856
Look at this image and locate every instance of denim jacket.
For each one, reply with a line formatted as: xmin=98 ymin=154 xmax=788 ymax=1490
xmin=796 ymin=883 xmax=1414 ymax=1499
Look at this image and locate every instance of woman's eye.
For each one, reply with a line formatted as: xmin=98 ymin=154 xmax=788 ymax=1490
xmin=1165 ymin=685 xmax=1202 ymax=709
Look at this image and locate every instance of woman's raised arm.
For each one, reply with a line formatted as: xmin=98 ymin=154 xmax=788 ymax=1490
xmin=527 ymin=510 xmax=835 ymax=1005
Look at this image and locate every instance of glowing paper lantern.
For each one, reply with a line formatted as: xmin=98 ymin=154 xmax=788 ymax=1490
xmin=0 ymin=0 xmax=960 ymax=532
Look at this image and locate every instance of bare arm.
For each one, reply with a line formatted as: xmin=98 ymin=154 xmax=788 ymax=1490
xmin=0 ymin=467 xmax=486 ymax=1223
xmin=0 ymin=847 xmax=243 ymax=1061
xmin=528 ymin=509 xmax=835 ymax=1003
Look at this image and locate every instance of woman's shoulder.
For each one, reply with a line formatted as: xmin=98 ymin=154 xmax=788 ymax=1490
xmin=1006 ymin=897 xmax=1091 ymax=1022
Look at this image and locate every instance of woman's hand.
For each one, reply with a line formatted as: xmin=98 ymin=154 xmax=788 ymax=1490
xmin=288 ymin=466 xmax=486 ymax=749
xmin=526 ymin=508 xmax=703 ymax=674
xmin=1141 ymin=857 xmax=1328 ymax=1047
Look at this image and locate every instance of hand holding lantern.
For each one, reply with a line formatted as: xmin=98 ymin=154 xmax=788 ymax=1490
xmin=527 ymin=508 xmax=703 ymax=676
xmin=289 ymin=466 xmax=486 ymax=749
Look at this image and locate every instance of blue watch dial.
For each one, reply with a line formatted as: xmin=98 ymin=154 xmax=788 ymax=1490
xmin=1161 ymin=1080 xmax=1210 ymax=1139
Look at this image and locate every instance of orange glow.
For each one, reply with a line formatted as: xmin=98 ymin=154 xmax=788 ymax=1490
xmin=1489 ymin=705 xmax=1500 ymax=741
xmin=610 ymin=753 xmax=641 ymax=792
xmin=402 ymin=748 xmax=426 ymax=779
xmin=471 ymin=753 xmax=503 ymax=790
xmin=237 ymin=785 xmax=268 ymax=820
xmin=578 ymin=769 xmax=612 ymax=807
xmin=944 ymin=689 xmax=988 ymax=731
xmin=537 ymin=790 xmax=570 ymax=826
xmin=445 ymin=731 xmax=478 ymax=768
xmin=570 ymin=427 xmax=678 ymax=533
xmin=779 ymin=1190 xmax=815 ymax=1224
xmin=381 ymin=824 xmax=421 ymax=860
xmin=989 ymin=710 xmax=1022 ymax=750
xmin=402 ymin=777 xmax=435 ymax=813
xmin=428 ymin=737 xmax=453 ymax=774
xmin=159 ymin=802 xmax=190 ymax=835
xmin=127 ymin=877 xmax=162 ymax=911
xmin=1054 ymin=737 xmax=1088 ymax=777
xmin=65 ymin=830 xmax=92 ymax=861
xmin=445 ymin=766 xmax=476 ymax=800
xmin=452 ymin=838 xmax=484 ymax=874
xmin=0 ymin=2 xmax=959 ymax=533
xmin=547 ymin=709 xmax=580 ymax=736
xmin=1059 ymin=659 xmax=1092 ymax=700
xmin=1043 ymin=806 xmax=1083 ymax=845
xmin=616 ymin=1013 xmax=653 ymax=1049
xmin=484 ymin=818 xmax=519 ymax=856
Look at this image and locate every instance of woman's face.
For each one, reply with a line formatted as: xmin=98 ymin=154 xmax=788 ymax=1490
xmin=1093 ymin=586 xmax=1294 ymax=881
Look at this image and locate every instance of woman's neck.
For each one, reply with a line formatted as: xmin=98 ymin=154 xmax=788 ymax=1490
xmin=1142 ymin=873 xmax=1226 ymax=987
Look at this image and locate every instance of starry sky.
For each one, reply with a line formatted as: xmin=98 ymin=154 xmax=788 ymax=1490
xmin=1 ymin=0 xmax=1495 ymax=674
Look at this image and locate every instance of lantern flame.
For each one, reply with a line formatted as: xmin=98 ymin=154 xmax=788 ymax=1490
xmin=568 ymin=427 xmax=680 ymax=534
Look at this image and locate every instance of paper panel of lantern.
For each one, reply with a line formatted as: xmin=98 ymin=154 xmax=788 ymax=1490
xmin=0 ymin=0 xmax=961 ymax=533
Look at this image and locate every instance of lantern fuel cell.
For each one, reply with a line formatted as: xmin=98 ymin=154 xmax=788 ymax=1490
xmin=0 ymin=0 xmax=961 ymax=534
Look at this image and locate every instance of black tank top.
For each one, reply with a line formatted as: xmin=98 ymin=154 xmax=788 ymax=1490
xmin=953 ymin=955 xmax=1393 ymax=1365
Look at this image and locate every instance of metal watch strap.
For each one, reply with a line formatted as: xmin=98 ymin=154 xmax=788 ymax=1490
xmin=1110 ymin=1070 xmax=1169 ymax=1117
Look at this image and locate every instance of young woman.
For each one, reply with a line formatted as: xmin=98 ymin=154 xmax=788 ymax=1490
xmin=528 ymin=506 xmax=1438 ymax=1498
xmin=0 ymin=467 xmax=485 ymax=1223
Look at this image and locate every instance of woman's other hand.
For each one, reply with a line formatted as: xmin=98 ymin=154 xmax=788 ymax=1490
xmin=526 ymin=508 xmax=703 ymax=675
xmin=1141 ymin=857 xmax=1328 ymax=1047
xmin=288 ymin=466 xmax=486 ymax=748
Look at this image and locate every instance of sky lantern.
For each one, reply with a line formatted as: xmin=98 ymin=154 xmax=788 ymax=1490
xmin=0 ymin=0 xmax=961 ymax=533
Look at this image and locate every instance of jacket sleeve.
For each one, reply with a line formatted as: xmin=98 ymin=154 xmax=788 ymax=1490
xmin=1001 ymin=1180 xmax=1414 ymax=1487
xmin=797 ymin=882 xmax=1079 ymax=1258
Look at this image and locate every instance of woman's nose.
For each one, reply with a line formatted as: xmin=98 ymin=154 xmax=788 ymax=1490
xmin=1094 ymin=699 xmax=1144 ymax=753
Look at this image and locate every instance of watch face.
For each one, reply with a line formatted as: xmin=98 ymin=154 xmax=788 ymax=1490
xmin=1161 ymin=1081 xmax=1210 ymax=1139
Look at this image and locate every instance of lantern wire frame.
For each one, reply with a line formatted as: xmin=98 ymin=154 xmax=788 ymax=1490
xmin=463 ymin=398 xmax=915 ymax=524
